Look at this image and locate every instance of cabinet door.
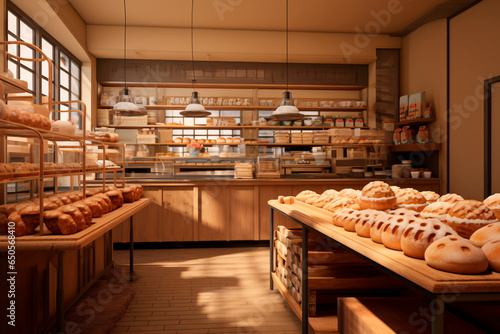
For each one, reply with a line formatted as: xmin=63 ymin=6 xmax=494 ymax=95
xmin=132 ymin=187 xmax=162 ymax=242
xmin=162 ymin=187 xmax=194 ymax=242
xmin=199 ymin=184 xmax=230 ymax=241
xmin=229 ymin=186 xmax=255 ymax=240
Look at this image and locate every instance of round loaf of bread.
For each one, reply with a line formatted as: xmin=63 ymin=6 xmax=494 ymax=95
xmin=174 ymin=137 xmax=182 ymax=143
xmin=356 ymin=210 xmax=385 ymax=238
xmin=484 ymin=193 xmax=500 ymax=220
xmin=321 ymin=189 xmax=338 ymax=197
xmin=343 ymin=210 xmax=367 ymax=232
xmin=438 ymin=193 xmax=464 ymax=204
xmin=381 ymin=215 xmax=420 ymax=250
xmin=424 ymin=235 xmax=488 ymax=274
xmin=323 ymin=197 xmax=356 ymax=213
xmin=295 ymin=190 xmax=318 ymax=202
xmin=305 ymin=194 xmax=321 ymax=205
xmin=421 ymin=191 xmax=440 ymax=204
xmin=445 ymin=200 xmax=499 ymax=238
xmin=216 ymin=137 xmax=226 ymax=144
xmin=182 ymin=138 xmax=190 ymax=144
xmin=359 ymin=181 xmax=396 ymax=211
xmin=332 ymin=208 xmax=357 ymax=227
xmin=481 ymin=240 xmax=500 ymax=272
xmin=395 ymin=188 xmax=428 ymax=212
xmin=401 ymin=219 xmax=457 ymax=259
xmin=420 ymin=202 xmax=453 ymax=221
xmin=338 ymin=188 xmax=361 ymax=201
xmin=469 ymin=223 xmax=500 ymax=247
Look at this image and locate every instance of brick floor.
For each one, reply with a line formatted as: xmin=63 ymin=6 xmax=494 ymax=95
xmin=112 ymin=247 xmax=302 ymax=334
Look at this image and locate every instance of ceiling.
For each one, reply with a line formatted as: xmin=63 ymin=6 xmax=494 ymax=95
xmin=68 ymin=0 xmax=474 ymax=35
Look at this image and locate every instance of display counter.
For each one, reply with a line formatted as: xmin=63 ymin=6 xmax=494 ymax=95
xmin=109 ymin=177 xmax=440 ymax=243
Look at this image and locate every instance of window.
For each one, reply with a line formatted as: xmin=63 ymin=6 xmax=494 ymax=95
xmin=6 ymin=2 xmax=83 ymax=128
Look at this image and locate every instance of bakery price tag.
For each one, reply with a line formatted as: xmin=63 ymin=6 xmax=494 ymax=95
xmin=354 ymin=128 xmax=361 ymax=137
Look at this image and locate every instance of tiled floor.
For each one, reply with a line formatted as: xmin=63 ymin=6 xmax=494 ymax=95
xmin=112 ymin=247 xmax=302 ymax=334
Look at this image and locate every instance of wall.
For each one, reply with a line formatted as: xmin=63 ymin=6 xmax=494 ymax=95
xmin=400 ymin=19 xmax=448 ymax=193
xmin=449 ymin=0 xmax=500 ymax=199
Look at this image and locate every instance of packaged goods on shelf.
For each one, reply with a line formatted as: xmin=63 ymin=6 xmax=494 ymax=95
xmin=274 ymin=131 xmax=290 ymax=144
xmin=234 ymin=162 xmax=253 ymax=179
xmin=408 ymin=91 xmax=426 ymax=119
xmin=399 ymin=95 xmax=409 ymax=121
xmin=313 ymin=131 xmax=330 ymax=144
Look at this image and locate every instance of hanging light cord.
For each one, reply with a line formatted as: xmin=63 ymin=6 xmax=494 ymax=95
xmin=123 ymin=0 xmax=127 ymax=90
xmin=285 ymin=0 xmax=289 ymax=93
xmin=191 ymin=0 xmax=196 ymax=91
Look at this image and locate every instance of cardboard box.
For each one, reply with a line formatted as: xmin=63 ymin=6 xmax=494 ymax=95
xmin=399 ymin=95 xmax=409 ymax=121
xmin=408 ymin=92 xmax=426 ymax=119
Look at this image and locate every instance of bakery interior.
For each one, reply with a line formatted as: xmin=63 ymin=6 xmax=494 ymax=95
xmin=1 ymin=0 xmax=500 ymax=333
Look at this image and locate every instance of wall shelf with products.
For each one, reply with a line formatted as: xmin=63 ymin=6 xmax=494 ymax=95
xmin=396 ymin=117 xmax=436 ymax=127
xmin=98 ymin=104 xmax=367 ymax=112
xmin=100 ymin=125 xmax=370 ymax=130
xmin=390 ymin=143 xmax=442 ymax=152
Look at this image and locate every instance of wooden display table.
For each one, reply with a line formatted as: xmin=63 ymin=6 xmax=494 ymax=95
xmin=0 ymin=198 xmax=151 ymax=333
xmin=268 ymin=200 xmax=500 ymax=334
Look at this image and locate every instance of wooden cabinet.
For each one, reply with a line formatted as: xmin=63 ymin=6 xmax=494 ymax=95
xmin=162 ymin=187 xmax=195 ymax=241
xmin=199 ymin=184 xmax=230 ymax=241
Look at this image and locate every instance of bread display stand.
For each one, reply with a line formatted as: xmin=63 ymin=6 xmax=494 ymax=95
xmin=268 ymin=200 xmax=500 ymax=334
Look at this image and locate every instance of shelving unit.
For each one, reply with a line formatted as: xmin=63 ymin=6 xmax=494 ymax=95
xmin=99 ymin=124 xmax=370 ymax=130
xmin=98 ymin=104 xmax=367 ymax=112
xmin=0 ymin=74 xmax=33 ymax=94
xmin=397 ymin=117 xmax=436 ymax=127
xmin=390 ymin=143 xmax=442 ymax=152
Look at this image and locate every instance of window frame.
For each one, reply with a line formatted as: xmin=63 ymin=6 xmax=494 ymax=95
xmin=5 ymin=2 xmax=83 ymax=128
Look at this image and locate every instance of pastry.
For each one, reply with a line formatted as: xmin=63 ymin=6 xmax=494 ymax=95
xmin=438 ymin=193 xmax=464 ymax=204
xmin=401 ymin=219 xmax=457 ymax=259
xmin=345 ymin=210 xmax=378 ymax=232
xmin=321 ymin=189 xmax=339 ymax=197
xmin=470 ymin=223 xmax=500 ymax=247
xmin=358 ymin=181 xmax=396 ymax=211
xmin=18 ymin=205 xmax=41 ymax=234
xmin=304 ymin=194 xmax=321 ymax=205
xmin=420 ymin=202 xmax=453 ymax=221
xmin=481 ymin=240 xmax=500 ymax=272
xmin=381 ymin=214 xmax=420 ymax=250
xmin=424 ymin=235 xmax=488 ymax=274
xmin=323 ymin=197 xmax=356 ymax=213
xmin=295 ymin=190 xmax=318 ymax=202
xmin=395 ymin=188 xmax=428 ymax=212
xmin=81 ymin=199 xmax=103 ymax=218
xmin=484 ymin=193 xmax=500 ymax=219
xmin=283 ymin=196 xmax=294 ymax=205
xmin=106 ymin=190 xmax=124 ymax=210
xmin=421 ymin=191 xmax=440 ymax=204
xmin=122 ymin=187 xmax=136 ymax=203
xmin=312 ymin=193 xmax=339 ymax=208
xmin=332 ymin=208 xmax=357 ymax=228
xmin=445 ymin=200 xmax=499 ymax=238
xmin=71 ymin=202 xmax=93 ymax=227
xmin=355 ymin=210 xmax=385 ymax=238
xmin=59 ymin=205 xmax=86 ymax=231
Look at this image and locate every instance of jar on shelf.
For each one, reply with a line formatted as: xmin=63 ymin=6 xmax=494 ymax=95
xmin=392 ymin=164 xmax=402 ymax=179
xmin=401 ymin=160 xmax=412 ymax=178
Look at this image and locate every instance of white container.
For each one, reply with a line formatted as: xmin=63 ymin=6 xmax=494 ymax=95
xmin=423 ymin=171 xmax=432 ymax=178
xmin=411 ymin=171 xmax=420 ymax=178
xmin=364 ymin=171 xmax=374 ymax=178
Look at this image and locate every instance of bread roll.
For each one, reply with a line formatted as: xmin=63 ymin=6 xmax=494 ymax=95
xmin=481 ymin=240 xmax=500 ymax=272
xmin=123 ymin=187 xmax=136 ymax=203
xmin=389 ymin=208 xmax=421 ymax=218
xmin=106 ymin=190 xmax=124 ymax=210
xmin=332 ymin=208 xmax=357 ymax=227
xmin=174 ymin=137 xmax=183 ymax=143
xmin=321 ymin=189 xmax=339 ymax=197
xmin=295 ymin=190 xmax=318 ymax=202
xmin=323 ymin=197 xmax=356 ymax=213
xmin=216 ymin=137 xmax=226 ymax=144
xmin=395 ymin=188 xmax=428 ymax=212
xmin=283 ymin=196 xmax=294 ymax=205
xmin=345 ymin=210 xmax=379 ymax=233
xmin=338 ymin=188 xmax=361 ymax=200
xmin=304 ymin=194 xmax=321 ymax=205
xmin=59 ymin=205 xmax=86 ymax=231
xmin=424 ymin=235 xmax=488 ymax=274
xmin=484 ymin=193 xmax=500 ymax=220
xmin=438 ymin=193 xmax=464 ymax=204
xmin=359 ymin=181 xmax=396 ymax=211
xmin=71 ymin=202 xmax=93 ymax=227
xmin=312 ymin=193 xmax=339 ymax=208
xmin=445 ymin=200 xmax=499 ymax=238
xmin=470 ymin=223 xmax=500 ymax=247
xmin=401 ymin=219 xmax=457 ymax=259
xmin=81 ymin=199 xmax=103 ymax=218
xmin=355 ymin=211 xmax=386 ymax=238
xmin=381 ymin=215 xmax=420 ymax=251
xmin=182 ymin=138 xmax=190 ymax=144
xmin=421 ymin=191 xmax=440 ymax=204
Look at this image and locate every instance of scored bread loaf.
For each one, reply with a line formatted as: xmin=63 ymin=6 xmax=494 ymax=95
xmin=295 ymin=190 xmax=318 ymax=202
xmin=421 ymin=191 xmax=440 ymax=204
xmin=481 ymin=240 xmax=500 ymax=272
xmin=420 ymin=201 xmax=453 ymax=221
xmin=324 ymin=197 xmax=356 ymax=213
xmin=355 ymin=210 xmax=385 ymax=238
xmin=381 ymin=215 xmax=420 ymax=251
xmin=484 ymin=193 xmax=500 ymax=220
xmin=395 ymin=188 xmax=428 ymax=212
xmin=332 ymin=208 xmax=357 ymax=227
xmin=358 ymin=181 xmax=396 ymax=211
xmin=424 ymin=235 xmax=488 ymax=274
xmin=469 ymin=223 xmax=500 ymax=247
xmin=445 ymin=200 xmax=499 ymax=238
xmin=438 ymin=193 xmax=464 ymax=204
xmin=401 ymin=219 xmax=457 ymax=259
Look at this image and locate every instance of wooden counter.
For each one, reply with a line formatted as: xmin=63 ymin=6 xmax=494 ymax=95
xmin=111 ymin=178 xmax=440 ymax=243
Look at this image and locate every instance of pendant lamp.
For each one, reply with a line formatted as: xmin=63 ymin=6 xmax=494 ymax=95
xmin=113 ymin=0 xmax=146 ymax=115
xmin=180 ymin=0 xmax=211 ymax=117
xmin=271 ymin=0 xmax=302 ymax=120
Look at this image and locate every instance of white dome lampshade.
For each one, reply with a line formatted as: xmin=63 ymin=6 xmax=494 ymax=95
xmin=113 ymin=88 xmax=146 ymax=113
xmin=273 ymin=91 xmax=300 ymax=115
xmin=180 ymin=91 xmax=211 ymax=117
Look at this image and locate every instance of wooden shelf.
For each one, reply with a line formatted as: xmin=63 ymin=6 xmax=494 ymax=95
xmin=98 ymin=81 xmax=367 ymax=91
xmin=0 ymin=75 xmax=33 ymax=94
xmin=99 ymin=124 xmax=369 ymax=130
xmin=98 ymin=104 xmax=366 ymax=112
xmin=246 ymin=143 xmax=384 ymax=147
xmin=397 ymin=117 xmax=436 ymax=127
xmin=390 ymin=143 xmax=441 ymax=152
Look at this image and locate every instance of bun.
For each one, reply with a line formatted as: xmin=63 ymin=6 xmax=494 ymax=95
xmin=332 ymin=208 xmax=358 ymax=227
xmin=470 ymin=223 xmax=500 ymax=247
xmin=484 ymin=193 xmax=500 ymax=220
xmin=421 ymin=191 xmax=440 ymax=204
xmin=182 ymin=138 xmax=190 ymax=144
xmin=295 ymin=190 xmax=318 ymax=202
xmin=304 ymin=194 xmax=321 ymax=205
xmin=359 ymin=181 xmax=396 ymax=211
xmin=59 ymin=205 xmax=86 ymax=231
xmin=401 ymin=219 xmax=457 ymax=259
xmin=323 ymin=197 xmax=356 ymax=213
xmin=312 ymin=193 xmax=339 ymax=208
xmin=395 ymin=188 xmax=428 ymax=212
xmin=381 ymin=215 xmax=420 ymax=251
xmin=481 ymin=240 xmax=500 ymax=272
xmin=342 ymin=210 xmax=365 ymax=232
xmin=445 ymin=200 xmax=499 ymax=238
xmin=338 ymin=188 xmax=361 ymax=200
xmin=225 ymin=137 xmax=233 ymax=144
xmin=438 ymin=193 xmax=464 ymax=204
xmin=424 ymin=235 xmax=488 ymax=274
xmin=174 ymin=137 xmax=182 ymax=143
xmin=345 ymin=210 xmax=379 ymax=233
xmin=420 ymin=202 xmax=453 ymax=221
xmin=283 ymin=196 xmax=294 ymax=205
xmin=217 ymin=137 xmax=226 ymax=144
xmin=355 ymin=210 xmax=385 ymax=238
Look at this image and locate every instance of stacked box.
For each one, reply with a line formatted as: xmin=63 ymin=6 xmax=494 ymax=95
xmin=313 ymin=131 xmax=330 ymax=144
xmin=291 ymin=133 xmax=303 ymax=144
xmin=274 ymin=132 xmax=290 ymax=144
xmin=302 ymin=132 xmax=314 ymax=144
